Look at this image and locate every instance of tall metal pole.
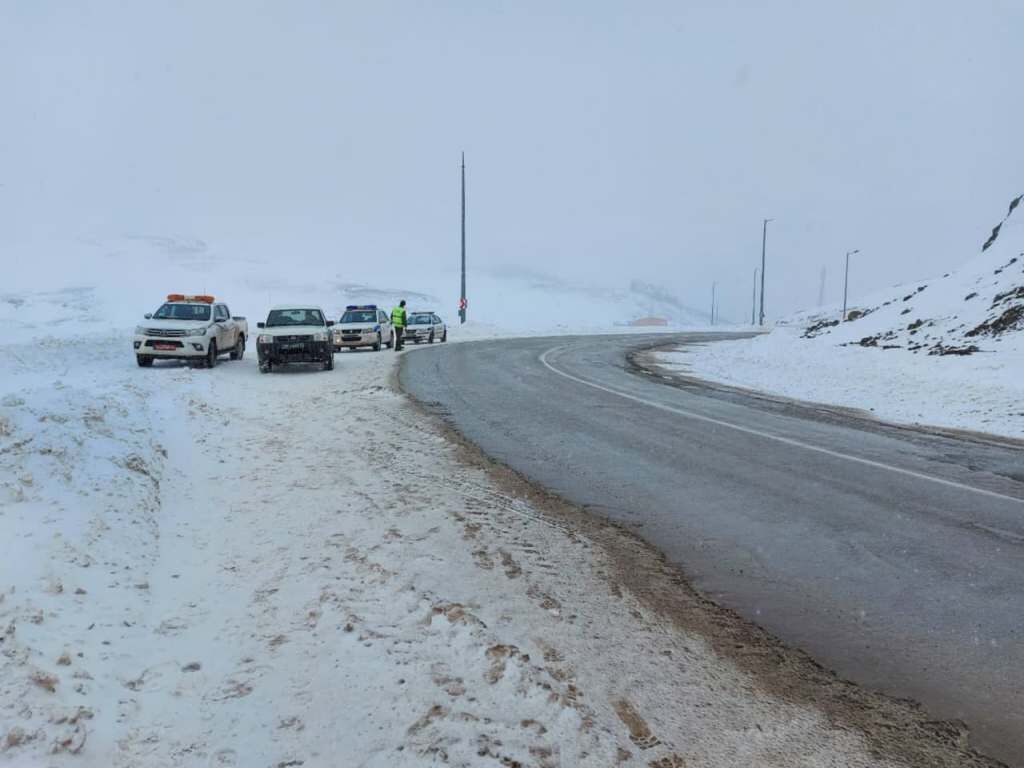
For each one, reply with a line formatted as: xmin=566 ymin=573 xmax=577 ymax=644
xmin=459 ymin=152 xmax=467 ymax=324
xmin=711 ymin=282 xmax=717 ymax=326
xmin=751 ymin=268 xmax=758 ymax=325
xmin=842 ymin=248 xmax=859 ymax=321
xmin=759 ymin=218 xmax=772 ymax=326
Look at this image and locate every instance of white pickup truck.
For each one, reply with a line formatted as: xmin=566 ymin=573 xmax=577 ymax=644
xmin=134 ymin=295 xmax=248 ymax=368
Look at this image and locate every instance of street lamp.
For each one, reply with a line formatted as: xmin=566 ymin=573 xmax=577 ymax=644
xmin=842 ymin=249 xmax=859 ymax=321
xmin=759 ymin=218 xmax=773 ymax=326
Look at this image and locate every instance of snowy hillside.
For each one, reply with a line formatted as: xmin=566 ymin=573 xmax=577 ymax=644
xmin=2 ymin=236 xmax=706 ymax=346
xmin=656 ymin=196 xmax=1024 ymax=440
xmin=797 ymin=198 xmax=1024 ymax=356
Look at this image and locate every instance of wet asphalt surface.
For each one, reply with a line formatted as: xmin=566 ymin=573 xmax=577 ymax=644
xmin=400 ymin=333 xmax=1024 ymax=766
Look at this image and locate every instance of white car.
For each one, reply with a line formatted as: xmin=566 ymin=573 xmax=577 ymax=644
xmin=404 ymin=312 xmax=447 ymax=344
xmin=256 ymin=306 xmax=335 ymax=373
xmin=134 ymin=295 xmax=247 ymax=368
xmin=333 ymin=305 xmax=393 ymax=352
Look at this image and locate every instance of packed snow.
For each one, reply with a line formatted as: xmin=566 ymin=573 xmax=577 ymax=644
xmin=657 ymin=204 xmax=1024 ymax=441
xmin=1 ymin=235 xmax=916 ymax=766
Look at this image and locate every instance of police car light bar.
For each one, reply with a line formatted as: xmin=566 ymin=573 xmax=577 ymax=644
xmin=345 ymin=304 xmax=377 ymax=310
xmin=167 ymin=294 xmax=215 ymax=303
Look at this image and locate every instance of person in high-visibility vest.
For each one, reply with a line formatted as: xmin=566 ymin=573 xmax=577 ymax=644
xmin=391 ymin=300 xmax=407 ymax=351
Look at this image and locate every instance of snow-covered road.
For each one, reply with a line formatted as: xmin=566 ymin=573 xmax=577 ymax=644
xmin=1 ymin=334 xmax=957 ymax=767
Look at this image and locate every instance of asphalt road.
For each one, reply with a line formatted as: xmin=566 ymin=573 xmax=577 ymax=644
xmin=401 ymin=333 xmax=1024 ymax=766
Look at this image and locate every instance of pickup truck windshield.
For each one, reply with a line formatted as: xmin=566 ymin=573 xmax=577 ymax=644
xmin=154 ymin=303 xmax=211 ymax=321
xmin=266 ymin=309 xmax=324 ymax=327
xmin=341 ymin=311 xmax=376 ymax=323
xmin=408 ymin=313 xmax=433 ymax=324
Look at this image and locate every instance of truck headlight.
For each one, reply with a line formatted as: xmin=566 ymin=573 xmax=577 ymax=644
xmin=258 ymin=334 xmax=273 ymax=344
xmin=313 ymin=332 xmax=328 ymax=342
xmin=134 ymin=326 xmax=147 ymax=336
xmin=190 ymin=327 xmax=208 ymax=338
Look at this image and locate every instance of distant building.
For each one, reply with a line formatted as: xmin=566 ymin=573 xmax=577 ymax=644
xmin=629 ymin=316 xmax=669 ymax=327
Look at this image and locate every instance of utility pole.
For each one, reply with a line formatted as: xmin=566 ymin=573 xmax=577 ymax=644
xmin=711 ymin=282 xmax=717 ymax=326
xmin=459 ymin=152 xmax=467 ymax=324
xmin=759 ymin=218 xmax=772 ymax=326
xmin=817 ymin=266 xmax=827 ymax=307
xmin=751 ymin=268 xmax=758 ymax=325
xmin=842 ymin=249 xmax=859 ymax=320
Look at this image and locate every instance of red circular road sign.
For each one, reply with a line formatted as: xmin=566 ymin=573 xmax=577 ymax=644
xmin=459 ymin=297 xmax=468 ymax=310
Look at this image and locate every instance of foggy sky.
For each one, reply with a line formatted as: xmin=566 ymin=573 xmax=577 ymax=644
xmin=2 ymin=1 xmax=1021 ymax=320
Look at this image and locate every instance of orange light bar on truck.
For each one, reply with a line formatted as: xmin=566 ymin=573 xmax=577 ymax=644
xmin=166 ymin=294 xmax=215 ymax=303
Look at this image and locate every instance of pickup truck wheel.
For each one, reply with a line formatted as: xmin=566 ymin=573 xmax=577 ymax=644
xmin=206 ymin=341 xmax=217 ymax=369
xmin=322 ymin=353 xmax=334 ymax=371
xmin=259 ymin=362 xmax=271 ymax=374
xmin=230 ymin=334 xmax=245 ymax=360
xmin=136 ymin=355 xmax=153 ymax=367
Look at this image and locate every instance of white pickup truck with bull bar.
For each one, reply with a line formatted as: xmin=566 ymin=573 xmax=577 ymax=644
xmin=134 ymin=294 xmax=247 ymax=368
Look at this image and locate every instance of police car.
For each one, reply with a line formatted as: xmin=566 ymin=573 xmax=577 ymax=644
xmin=333 ymin=305 xmax=393 ymax=352
xmin=404 ymin=312 xmax=448 ymax=344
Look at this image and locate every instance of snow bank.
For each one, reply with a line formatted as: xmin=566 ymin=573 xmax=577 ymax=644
xmin=1 ymin=337 xmax=171 ymax=759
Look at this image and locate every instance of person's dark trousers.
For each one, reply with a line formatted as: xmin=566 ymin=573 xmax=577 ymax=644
xmin=394 ymin=326 xmax=404 ymax=351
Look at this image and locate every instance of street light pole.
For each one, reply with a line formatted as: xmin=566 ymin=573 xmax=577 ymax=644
xmin=751 ymin=267 xmax=758 ymax=325
xmin=759 ymin=218 xmax=772 ymax=326
xmin=711 ymin=281 xmax=717 ymax=326
xmin=459 ymin=152 xmax=467 ymax=324
xmin=842 ymin=249 xmax=859 ymax=320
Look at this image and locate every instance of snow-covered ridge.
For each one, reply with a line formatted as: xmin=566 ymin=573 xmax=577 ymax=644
xmin=795 ymin=194 xmax=1024 ymax=357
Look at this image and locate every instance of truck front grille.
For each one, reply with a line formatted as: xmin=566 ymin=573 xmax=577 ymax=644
xmin=144 ymin=340 xmax=184 ymax=348
xmin=145 ymin=328 xmax=190 ymax=338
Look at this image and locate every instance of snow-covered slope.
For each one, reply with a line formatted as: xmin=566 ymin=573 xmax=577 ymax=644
xmin=797 ymin=252 xmax=1023 ymax=356
xmin=657 ymin=196 xmax=1024 ymax=439
xmin=2 ymin=235 xmax=706 ymax=346
xmin=795 ymin=195 xmax=1024 ymax=357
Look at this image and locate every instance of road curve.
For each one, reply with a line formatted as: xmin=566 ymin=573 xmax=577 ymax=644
xmin=400 ymin=333 xmax=1024 ymax=766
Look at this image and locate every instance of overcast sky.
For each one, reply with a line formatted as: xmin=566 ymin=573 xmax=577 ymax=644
xmin=2 ymin=1 xmax=1021 ymax=318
